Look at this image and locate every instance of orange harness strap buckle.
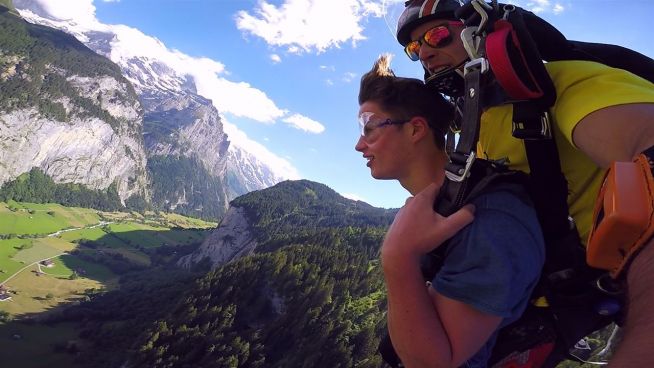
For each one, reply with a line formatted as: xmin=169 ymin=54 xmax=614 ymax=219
xmin=587 ymin=153 xmax=654 ymax=278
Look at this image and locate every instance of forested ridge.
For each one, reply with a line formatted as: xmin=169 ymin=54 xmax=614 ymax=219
xmin=35 ymin=180 xmax=395 ymax=367
xmin=232 ymin=180 xmax=396 ymax=255
xmin=134 ymin=245 xmax=386 ymax=367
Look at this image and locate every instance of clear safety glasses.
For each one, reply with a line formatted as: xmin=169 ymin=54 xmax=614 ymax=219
xmin=404 ymin=21 xmax=463 ymax=61
xmin=358 ymin=112 xmax=409 ymax=141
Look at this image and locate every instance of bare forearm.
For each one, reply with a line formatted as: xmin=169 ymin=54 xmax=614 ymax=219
xmin=382 ymin=249 xmax=454 ymax=368
xmin=609 ymin=238 xmax=654 ymax=366
xmin=573 ymin=104 xmax=654 ymax=168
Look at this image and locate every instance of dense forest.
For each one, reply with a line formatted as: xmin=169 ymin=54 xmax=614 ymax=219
xmin=148 ymin=155 xmax=227 ymax=221
xmin=55 ymin=245 xmax=386 ymax=368
xmin=0 ymin=162 xmax=223 ymax=217
xmin=0 ymin=168 xmax=124 ymax=211
xmin=232 ymin=180 xmax=396 ymax=255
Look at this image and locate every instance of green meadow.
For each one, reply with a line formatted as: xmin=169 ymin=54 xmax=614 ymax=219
xmin=0 ymin=201 xmax=101 ymax=235
xmin=0 ymin=201 xmax=216 ymax=316
xmin=46 ymin=254 xmax=114 ymax=281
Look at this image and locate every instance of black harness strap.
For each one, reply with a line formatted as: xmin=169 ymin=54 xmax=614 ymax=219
xmin=437 ymin=59 xmax=486 ymax=216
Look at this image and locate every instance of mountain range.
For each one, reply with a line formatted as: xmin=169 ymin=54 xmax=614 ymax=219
xmin=0 ymin=0 xmax=291 ymax=219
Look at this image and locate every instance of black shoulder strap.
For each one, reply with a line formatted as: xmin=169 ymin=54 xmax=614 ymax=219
xmin=518 ymin=5 xmax=654 ymax=83
xmin=568 ymin=41 xmax=654 ymax=83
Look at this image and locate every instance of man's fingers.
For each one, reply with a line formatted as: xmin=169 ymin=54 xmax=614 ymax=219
xmin=435 ymin=204 xmax=476 ymax=240
xmin=404 ymin=196 xmax=414 ymax=206
xmin=447 ymin=204 xmax=475 ymax=227
xmin=418 ymin=182 xmax=441 ymax=202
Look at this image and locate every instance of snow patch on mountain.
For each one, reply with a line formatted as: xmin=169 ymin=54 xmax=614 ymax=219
xmin=16 ymin=3 xmax=300 ymax=185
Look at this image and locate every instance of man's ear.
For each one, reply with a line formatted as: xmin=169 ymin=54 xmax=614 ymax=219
xmin=407 ymin=117 xmax=431 ymax=142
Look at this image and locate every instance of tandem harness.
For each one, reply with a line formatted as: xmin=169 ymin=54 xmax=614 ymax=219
xmin=380 ymin=1 xmax=654 ymax=367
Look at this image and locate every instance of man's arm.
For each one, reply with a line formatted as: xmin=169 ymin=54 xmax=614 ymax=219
xmin=572 ymin=102 xmax=654 ymax=366
xmin=572 ymin=103 xmax=654 ymax=168
xmin=382 ymin=250 xmax=501 ymax=368
xmin=381 ymin=183 xmax=499 ymax=368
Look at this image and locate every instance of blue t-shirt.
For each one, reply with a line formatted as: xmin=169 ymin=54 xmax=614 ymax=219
xmin=432 ymin=187 xmax=546 ymax=367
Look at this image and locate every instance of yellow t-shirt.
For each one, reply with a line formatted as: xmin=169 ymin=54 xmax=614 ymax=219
xmin=477 ymin=60 xmax=654 ymax=242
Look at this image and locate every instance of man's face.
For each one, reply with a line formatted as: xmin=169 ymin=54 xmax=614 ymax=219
xmin=354 ymin=101 xmax=412 ymax=180
xmin=408 ymin=19 xmax=468 ymax=75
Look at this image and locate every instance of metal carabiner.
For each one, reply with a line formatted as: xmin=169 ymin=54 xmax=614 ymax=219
xmin=460 ymin=26 xmax=481 ymax=59
xmin=470 ymin=0 xmax=492 ymax=34
xmin=502 ymin=4 xmax=516 ymax=20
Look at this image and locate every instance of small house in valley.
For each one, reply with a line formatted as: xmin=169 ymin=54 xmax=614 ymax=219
xmin=0 ymin=286 xmax=12 ymax=302
xmin=41 ymin=259 xmax=55 ymax=268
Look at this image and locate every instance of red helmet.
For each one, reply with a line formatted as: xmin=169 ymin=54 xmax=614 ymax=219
xmin=397 ymin=0 xmax=463 ymax=46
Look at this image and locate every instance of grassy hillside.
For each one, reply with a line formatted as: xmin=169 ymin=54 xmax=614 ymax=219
xmin=0 ymin=200 xmax=100 ymax=236
xmin=0 ymin=200 xmax=215 ymax=292
xmin=0 ymin=201 xmax=216 ymax=368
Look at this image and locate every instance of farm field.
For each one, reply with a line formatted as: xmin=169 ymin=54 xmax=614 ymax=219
xmin=0 ymin=263 xmax=107 ymax=316
xmin=0 ymin=201 xmax=216 ymax=317
xmin=0 ymin=201 xmax=101 ymax=236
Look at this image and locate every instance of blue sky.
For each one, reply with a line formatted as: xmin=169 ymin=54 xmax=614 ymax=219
xmin=26 ymin=0 xmax=654 ymax=209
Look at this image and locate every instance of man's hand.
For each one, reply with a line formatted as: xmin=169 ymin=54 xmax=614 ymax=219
xmin=382 ymin=182 xmax=475 ymax=259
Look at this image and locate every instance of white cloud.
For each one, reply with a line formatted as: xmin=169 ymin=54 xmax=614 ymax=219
xmin=105 ymin=25 xmax=288 ymax=122
xmin=320 ymin=65 xmax=336 ymax=72
xmin=270 ymin=54 xmax=282 ymax=63
xmin=325 ymin=79 xmax=334 ymax=86
xmin=109 ymin=25 xmax=226 ymax=75
xmin=105 ymin=24 xmax=288 ymax=123
xmin=27 ymin=0 xmax=99 ymax=27
xmin=197 ymin=77 xmax=288 ymax=123
xmin=235 ymin=0 xmax=384 ymax=54
xmin=342 ymin=72 xmax=357 ymax=83
xmin=553 ymin=4 xmax=565 ymax=14
xmin=512 ymin=0 xmax=566 ymax=14
xmin=222 ymin=119 xmax=301 ymax=180
xmin=282 ymin=114 xmax=326 ymax=134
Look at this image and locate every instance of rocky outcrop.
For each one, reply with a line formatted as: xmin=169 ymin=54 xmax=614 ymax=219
xmin=0 ymin=7 xmax=149 ymax=202
xmin=143 ymin=91 xmax=231 ymax=176
xmin=177 ymin=205 xmax=257 ymax=269
xmin=0 ymin=106 xmax=147 ymax=200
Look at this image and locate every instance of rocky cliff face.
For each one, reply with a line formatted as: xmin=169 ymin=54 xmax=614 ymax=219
xmin=142 ymin=90 xmax=230 ymax=180
xmin=0 ymin=106 xmax=146 ymax=200
xmin=13 ymin=5 xmax=287 ymax=218
xmin=177 ymin=205 xmax=257 ymax=269
xmin=0 ymin=8 xmax=148 ymax=201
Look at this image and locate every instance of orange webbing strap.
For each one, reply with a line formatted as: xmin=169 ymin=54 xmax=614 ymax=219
xmin=586 ymin=153 xmax=654 ymax=278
